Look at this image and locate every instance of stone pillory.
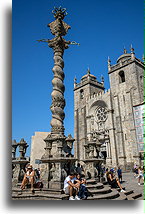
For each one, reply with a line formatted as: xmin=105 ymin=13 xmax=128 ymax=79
xmin=37 ymin=7 xmax=78 ymax=189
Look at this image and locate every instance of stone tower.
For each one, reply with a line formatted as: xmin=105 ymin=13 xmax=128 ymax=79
xmin=74 ymin=69 xmax=105 ymax=163
xmin=108 ymin=47 xmax=144 ymax=169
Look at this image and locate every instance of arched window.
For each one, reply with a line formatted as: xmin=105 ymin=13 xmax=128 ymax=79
xmin=80 ymin=89 xmax=84 ymax=99
xmin=119 ymin=71 xmax=125 ymax=83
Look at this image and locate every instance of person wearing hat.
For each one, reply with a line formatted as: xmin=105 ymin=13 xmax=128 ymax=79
xmin=20 ymin=164 xmax=35 ymax=193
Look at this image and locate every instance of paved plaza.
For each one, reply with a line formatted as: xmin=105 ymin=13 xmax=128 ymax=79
xmin=120 ymin=171 xmax=144 ymax=200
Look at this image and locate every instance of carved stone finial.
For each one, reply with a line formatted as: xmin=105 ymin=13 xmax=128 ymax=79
xmin=66 ymin=134 xmax=75 ymax=153
xmin=12 ymin=139 xmax=17 ymax=145
xmin=123 ymin=47 xmax=127 ymax=54
xmin=67 ymin=134 xmax=73 ymax=139
xmin=108 ymin=56 xmax=111 ymax=72
xmin=130 ymin=44 xmax=134 ymax=53
xmin=74 ymin=76 xmax=77 ymax=88
xmin=130 ymin=44 xmax=135 ymax=59
xmin=87 ymin=67 xmax=90 ymax=74
xmin=108 ymin=56 xmax=111 ymax=65
xmin=74 ymin=76 xmax=77 ymax=83
xmin=142 ymin=54 xmax=145 ymax=62
xmin=48 ymin=7 xmax=70 ymax=37
xmin=101 ymin=75 xmax=104 ymax=83
xmin=52 ymin=6 xmax=68 ymax=20
xmin=12 ymin=140 xmax=18 ymax=159
xmin=18 ymin=138 xmax=28 ymax=159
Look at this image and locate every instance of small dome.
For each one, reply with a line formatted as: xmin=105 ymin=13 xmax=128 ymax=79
xmin=117 ymin=53 xmax=131 ymax=63
xmin=81 ymin=68 xmax=96 ymax=80
xmin=81 ymin=73 xmax=96 ymax=80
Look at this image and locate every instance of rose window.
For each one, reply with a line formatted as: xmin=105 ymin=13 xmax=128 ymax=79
xmin=95 ymin=106 xmax=107 ymax=122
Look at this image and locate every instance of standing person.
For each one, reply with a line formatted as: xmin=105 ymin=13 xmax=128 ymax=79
xmin=117 ymin=167 xmax=122 ymax=183
xmin=138 ymin=167 xmax=144 ymax=185
xmin=63 ymin=172 xmax=80 ymax=200
xmin=133 ymin=164 xmax=138 ymax=177
xmin=20 ymin=165 xmax=35 ymax=193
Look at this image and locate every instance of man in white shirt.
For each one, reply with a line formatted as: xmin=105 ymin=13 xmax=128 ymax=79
xmin=63 ymin=172 xmax=80 ymax=200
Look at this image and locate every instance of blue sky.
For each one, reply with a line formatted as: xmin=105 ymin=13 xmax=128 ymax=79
xmin=12 ymin=0 xmax=143 ymax=156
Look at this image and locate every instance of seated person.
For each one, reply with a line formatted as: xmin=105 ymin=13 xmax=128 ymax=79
xmin=107 ymin=169 xmax=126 ymax=193
xmin=76 ymin=174 xmax=88 ymax=199
xmin=20 ymin=164 xmax=35 ymax=193
xmin=63 ymin=171 xmax=80 ymax=200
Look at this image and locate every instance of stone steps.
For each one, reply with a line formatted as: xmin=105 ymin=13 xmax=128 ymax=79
xmin=136 ymin=196 xmax=144 ymax=200
xmin=88 ymin=186 xmax=112 ymax=195
xmin=86 ymin=179 xmax=97 ymax=185
xmin=12 ymin=188 xmax=63 ymax=195
xmin=87 ymin=189 xmax=120 ymax=200
xmin=12 ymin=191 xmax=69 ymax=200
xmin=126 ymin=192 xmax=142 ymax=200
xmin=86 ymin=183 xmax=104 ymax=189
xmin=123 ymin=190 xmax=134 ymax=195
xmin=12 ymin=181 xmax=143 ymax=200
xmin=112 ymin=192 xmax=127 ymax=200
xmin=114 ymin=190 xmax=142 ymax=200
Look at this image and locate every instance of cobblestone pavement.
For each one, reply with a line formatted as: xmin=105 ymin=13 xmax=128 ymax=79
xmin=120 ymin=171 xmax=144 ymax=199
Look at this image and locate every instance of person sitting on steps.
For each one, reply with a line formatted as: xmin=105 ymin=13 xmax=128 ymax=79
xmin=75 ymin=174 xmax=88 ymax=199
xmin=106 ymin=169 xmax=126 ymax=193
xmin=63 ymin=171 xmax=80 ymax=200
xmin=20 ymin=164 xmax=35 ymax=193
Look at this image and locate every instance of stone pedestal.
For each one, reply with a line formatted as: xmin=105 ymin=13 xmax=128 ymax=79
xmin=40 ymin=163 xmax=50 ymax=188
xmin=12 ymin=159 xmax=29 ymax=187
xmin=83 ymin=159 xmax=104 ymax=179
xmin=40 ymin=157 xmax=76 ymax=190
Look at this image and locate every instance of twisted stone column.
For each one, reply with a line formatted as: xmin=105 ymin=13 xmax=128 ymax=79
xmin=50 ymin=50 xmax=65 ymax=134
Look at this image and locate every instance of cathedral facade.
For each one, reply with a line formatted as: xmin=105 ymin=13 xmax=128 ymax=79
xmin=74 ymin=47 xmax=144 ymax=170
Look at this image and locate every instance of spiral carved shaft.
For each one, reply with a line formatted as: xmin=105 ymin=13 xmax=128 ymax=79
xmin=46 ymin=7 xmax=71 ymax=135
xmin=50 ymin=50 xmax=65 ymax=134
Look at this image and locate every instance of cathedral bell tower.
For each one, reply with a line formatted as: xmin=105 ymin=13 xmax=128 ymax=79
xmin=74 ymin=68 xmax=105 ymax=162
xmin=108 ymin=46 xmax=144 ymax=169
